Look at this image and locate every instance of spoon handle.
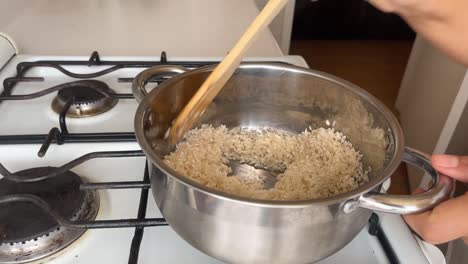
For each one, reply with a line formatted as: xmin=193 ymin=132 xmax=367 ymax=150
xmin=167 ymin=0 xmax=289 ymax=144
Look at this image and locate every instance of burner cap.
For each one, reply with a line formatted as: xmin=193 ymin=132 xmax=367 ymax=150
xmin=0 ymin=167 xmax=99 ymax=263
xmin=51 ymin=80 xmax=118 ymax=118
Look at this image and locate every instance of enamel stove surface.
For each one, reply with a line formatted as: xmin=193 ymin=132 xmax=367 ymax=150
xmin=0 ymin=53 xmax=442 ymax=264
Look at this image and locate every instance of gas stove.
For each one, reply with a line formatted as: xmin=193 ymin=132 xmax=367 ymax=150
xmin=0 ymin=43 xmax=444 ymax=263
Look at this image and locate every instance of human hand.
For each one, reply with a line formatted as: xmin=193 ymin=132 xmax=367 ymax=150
xmin=366 ymin=0 xmax=448 ymax=20
xmin=366 ymin=0 xmax=424 ymax=13
xmin=403 ymin=155 xmax=468 ymax=244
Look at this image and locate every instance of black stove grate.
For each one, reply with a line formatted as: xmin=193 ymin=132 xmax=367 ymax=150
xmin=128 ymin=162 xmax=151 ymax=264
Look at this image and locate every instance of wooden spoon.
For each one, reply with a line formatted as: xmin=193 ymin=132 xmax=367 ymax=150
xmin=166 ymin=0 xmax=289 ymax=144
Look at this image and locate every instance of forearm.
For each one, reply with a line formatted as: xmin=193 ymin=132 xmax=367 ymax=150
xmin=397 ymin=0 xmax=468 ymax=66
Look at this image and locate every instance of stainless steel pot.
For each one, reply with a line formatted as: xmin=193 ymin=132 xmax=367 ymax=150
xmin=133 ymin=63 xmax=452 ymax=263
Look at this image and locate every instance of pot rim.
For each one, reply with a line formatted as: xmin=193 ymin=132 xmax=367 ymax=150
xmin=134 ymin=62 xmax=405 ymax=208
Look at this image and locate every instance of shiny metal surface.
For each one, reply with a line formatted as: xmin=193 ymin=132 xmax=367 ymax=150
xmin=51 ymin=80 xmax=118 ymax=118
xmin=132 ymin=65 xmax=187 ymax=103
xmin=228 ymin=160 xmax=279 ymax=189
xmin=151 ymin=162 xmax=372 ymax=264
xmin=348 ymin=147 xmax=453 ymax=214
xmin=134 ymin=63 xmax=452 ymax=263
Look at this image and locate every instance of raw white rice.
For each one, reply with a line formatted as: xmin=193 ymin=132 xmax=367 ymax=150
xmin=164 ymin=125 xmax=368 ymax=201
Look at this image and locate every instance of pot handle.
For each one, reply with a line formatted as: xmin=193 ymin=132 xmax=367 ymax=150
xmin=132 ymin=65 xmax=188 ymax=102
xmin=345 ymin=147 xmax=453 ymax=214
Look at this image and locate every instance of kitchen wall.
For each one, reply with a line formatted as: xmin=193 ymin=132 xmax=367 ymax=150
xmin=0 ymin=34 xmax=16 ymax=69
xmin=0 ymin=0 xmax=283 ymax=57
xmin=396 ymin=36 xmax=466 ymax=188
xmin=445 ymin=75 xmax=468 ymax=156
xmin=448 ymin=239 xmax=468 ymax=264
xmin=255 ymin=0 xmax=295 ymax=54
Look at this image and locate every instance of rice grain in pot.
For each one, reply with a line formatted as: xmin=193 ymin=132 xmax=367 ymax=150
xmin=164 ymin=125 xmax=369 ymax=201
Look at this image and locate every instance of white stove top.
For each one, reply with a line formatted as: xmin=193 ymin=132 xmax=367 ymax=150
xmin=0 ymin=53 xmax=442 ymax=264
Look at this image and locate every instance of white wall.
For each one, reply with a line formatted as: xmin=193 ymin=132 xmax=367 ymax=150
xmin=396 ymin=36 xmax=466 ymax=188
xmin=0 ymin=0 xmax=283 ymax=57
xmin=255 ymin=0 xmax=295 ymax=54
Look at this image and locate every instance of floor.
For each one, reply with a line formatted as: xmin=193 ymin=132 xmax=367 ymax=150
xmin=290 ymin=40 xmax=414 ymax=194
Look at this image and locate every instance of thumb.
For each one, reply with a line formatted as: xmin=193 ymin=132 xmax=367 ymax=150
xmin=432 ymin=155 xmax=468 ymax=183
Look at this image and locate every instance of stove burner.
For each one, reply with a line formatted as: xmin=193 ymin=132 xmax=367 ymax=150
xmin=51 ymin=80 xmax=118 ymax=117
xmin=0 ymin=167 xmax=99 ymax=263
